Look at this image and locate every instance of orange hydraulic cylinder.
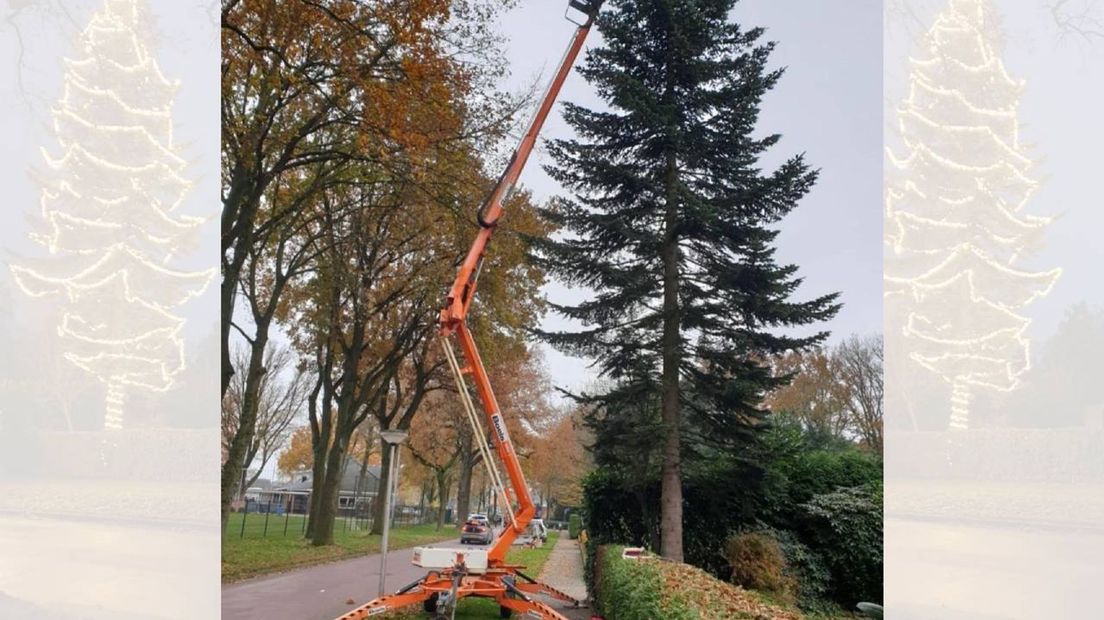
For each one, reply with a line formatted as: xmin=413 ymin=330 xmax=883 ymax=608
xmin=454 ymin=323 xmax=536 ymax=562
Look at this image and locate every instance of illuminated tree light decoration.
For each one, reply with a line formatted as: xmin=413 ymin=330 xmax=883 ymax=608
xmin=9 ymin=0 xmax=213 ymax=432
xmin=885 ymin=0 xmax=1061 ymax=431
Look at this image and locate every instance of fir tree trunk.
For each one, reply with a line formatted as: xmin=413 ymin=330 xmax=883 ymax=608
xmin=949 ymin=381 xmax=971 ymax=431
xmin=103 ymin=379 xmax=125 ymax=431
xmin=659 ymin=142 xmax=684 ymax=562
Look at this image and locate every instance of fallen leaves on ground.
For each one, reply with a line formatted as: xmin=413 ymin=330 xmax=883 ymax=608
xmin=656 ymin=559 xmax=804 ymax=620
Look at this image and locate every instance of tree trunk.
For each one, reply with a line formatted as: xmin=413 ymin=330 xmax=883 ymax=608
xmin=220 ymin=168 xmax=259 ymax=400
xmin=455 ymin=431 xmax=475 ymax=524
xmin=310 ymin=433 xmax=347 ymax=546
xmin=435 ymin=470 xmax=451 ymax=531
xmin=305 ymin=408 xmax=330 ymax=539
xmin=419 ymin=480 xmax=428 ymax=524
xmin=658 ymin=121 xmax=684 ymax=561
xmin=221 ymin=277 xmax=235 ymax=399
xmin=219 ymin=328 xmax=269 ymax=533
xmin=357 ymin=426 xmax=374 ymax=495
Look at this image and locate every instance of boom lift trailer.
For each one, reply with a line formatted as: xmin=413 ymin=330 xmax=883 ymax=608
xmin=336 ymin=2 xmax=604 ymax=619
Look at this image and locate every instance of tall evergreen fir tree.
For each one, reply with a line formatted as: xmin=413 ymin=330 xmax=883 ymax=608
xmin=536 ymin=0 xmax=840 ymax=561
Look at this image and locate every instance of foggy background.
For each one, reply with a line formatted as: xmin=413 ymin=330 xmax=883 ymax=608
xmin=884 ymin=1 xmax=1104 ymax=617
xmin=0 ymin=1 xmax=219 ymax=618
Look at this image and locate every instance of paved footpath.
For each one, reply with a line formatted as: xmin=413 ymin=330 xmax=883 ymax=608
xmin=537 ymin=534 xmax=592 ymax=620
xmin=222 ymin=538 xmax=464 ymax=620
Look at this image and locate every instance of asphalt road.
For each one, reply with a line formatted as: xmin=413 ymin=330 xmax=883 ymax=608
xmin=0 ymin=514 xmax=217 ymax=620
xmin=222 ymin=537 xmax=491 ymax=620
xmin=885 ymin=516 xmax=1104 ymax=619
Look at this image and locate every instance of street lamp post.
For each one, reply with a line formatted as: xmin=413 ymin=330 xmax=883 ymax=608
xmin=377 ymin=429 xmax=408 ymax=597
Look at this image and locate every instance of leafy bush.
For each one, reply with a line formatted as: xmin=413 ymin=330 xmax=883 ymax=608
xmin=797 ymin=484 xmax=883 ymax=606
xmin=583 ymin=422 xmax=883 ymax=612
xmin=770 ymin=529 xmax=833 ymax=613
xmin=726 ymin=527 xmax=832 ymax=612
xmin=568 ymin=513 xmax=582 ymax=539
xmin=763 ymin=447 xmax=882 ymax=528
xmin=583 ymin=469 xmax=658 ymax=551
xmin=724 ymin=532 xmax=794 ymax=601
xmin=788 ymin=451 xmax=882 ymax=503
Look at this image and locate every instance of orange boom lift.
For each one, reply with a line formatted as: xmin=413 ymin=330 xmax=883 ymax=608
xmin=337 ymin=2 xmax=603 ymax=619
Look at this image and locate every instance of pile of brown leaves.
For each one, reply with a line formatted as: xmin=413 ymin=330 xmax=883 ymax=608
xmin=656 ymin=559 xmax=805 ymax=620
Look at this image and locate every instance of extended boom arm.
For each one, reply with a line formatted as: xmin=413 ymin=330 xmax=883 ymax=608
xmin=334 ymin=5 xmax=603 ymax=619
xmin=439 ymin=1 xmax=602 ymax=564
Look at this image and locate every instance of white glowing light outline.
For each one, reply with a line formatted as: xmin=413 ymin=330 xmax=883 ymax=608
xmin=8 ymin=0 xmax=214 ymax=431
xmin=884 ymin=0 xmax=1062 ymax=430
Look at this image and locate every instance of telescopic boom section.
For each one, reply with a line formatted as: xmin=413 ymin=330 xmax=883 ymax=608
xmin=439 ymin=2 xmax=602 ymax=564
xmin=440 ymin=7 xmax=598 ymax=331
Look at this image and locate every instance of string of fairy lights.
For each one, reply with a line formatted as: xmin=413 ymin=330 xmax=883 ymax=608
xmin=885 ymin=0 xmax=1061 ymax=431
xmin=8 ymin=0 xmax=213 ymax=433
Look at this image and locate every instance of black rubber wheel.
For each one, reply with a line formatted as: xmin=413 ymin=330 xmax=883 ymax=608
xmin=499 ymin=605 xmax=512 ymax=618
xmin=423 ymin=593 xmax=438 ymax=613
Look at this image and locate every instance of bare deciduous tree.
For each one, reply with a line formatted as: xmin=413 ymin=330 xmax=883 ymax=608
xmin=223 ymin=343 xmax=308 ymax=492
xmin=767 ymin=334 xmax=884 ymax=453
xmin=837 ymin=334 xmax=884 ymax=453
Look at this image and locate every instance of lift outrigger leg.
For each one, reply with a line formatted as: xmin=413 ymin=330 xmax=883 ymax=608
xmin=335 ymin=2 xmax=603 ymax=620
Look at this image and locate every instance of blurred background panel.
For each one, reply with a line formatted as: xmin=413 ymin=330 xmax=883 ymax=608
xmin=0 ymin=1 xmax=219 ymax=618
xmin=884 ymin=0 xmax=1104 ymax=617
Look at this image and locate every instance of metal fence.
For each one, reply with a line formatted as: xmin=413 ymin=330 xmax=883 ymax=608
xmin=227 ymin=501 xmax=441 ymax=539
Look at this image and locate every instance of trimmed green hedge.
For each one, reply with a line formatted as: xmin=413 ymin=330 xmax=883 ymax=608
xmin=593 ymin=545 xmax=697 ymax=620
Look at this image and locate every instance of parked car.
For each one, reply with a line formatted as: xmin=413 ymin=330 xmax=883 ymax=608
xmin=460 ymin=520 xmax=493 ymax=545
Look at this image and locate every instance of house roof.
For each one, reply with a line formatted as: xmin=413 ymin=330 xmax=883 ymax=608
xmin=248 ymin=477 xmax=274 ymax=492
xmin=273 ymin=459 xmax=381 ymax=495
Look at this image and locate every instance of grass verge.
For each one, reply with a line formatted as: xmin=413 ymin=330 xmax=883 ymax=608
xmin=222 ymin=516 xmax=456 ymax=582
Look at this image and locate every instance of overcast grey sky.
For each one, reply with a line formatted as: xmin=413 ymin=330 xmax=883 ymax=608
xmin=497 ymin=0 xmax=884 ymax=397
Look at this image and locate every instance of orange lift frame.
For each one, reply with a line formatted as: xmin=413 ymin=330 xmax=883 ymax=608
xmin=337 ymin=2 xmax=603 ymax=619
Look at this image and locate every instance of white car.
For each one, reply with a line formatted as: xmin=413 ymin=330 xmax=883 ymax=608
xmin=467 ymin=513 xmax=489 ymax=526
